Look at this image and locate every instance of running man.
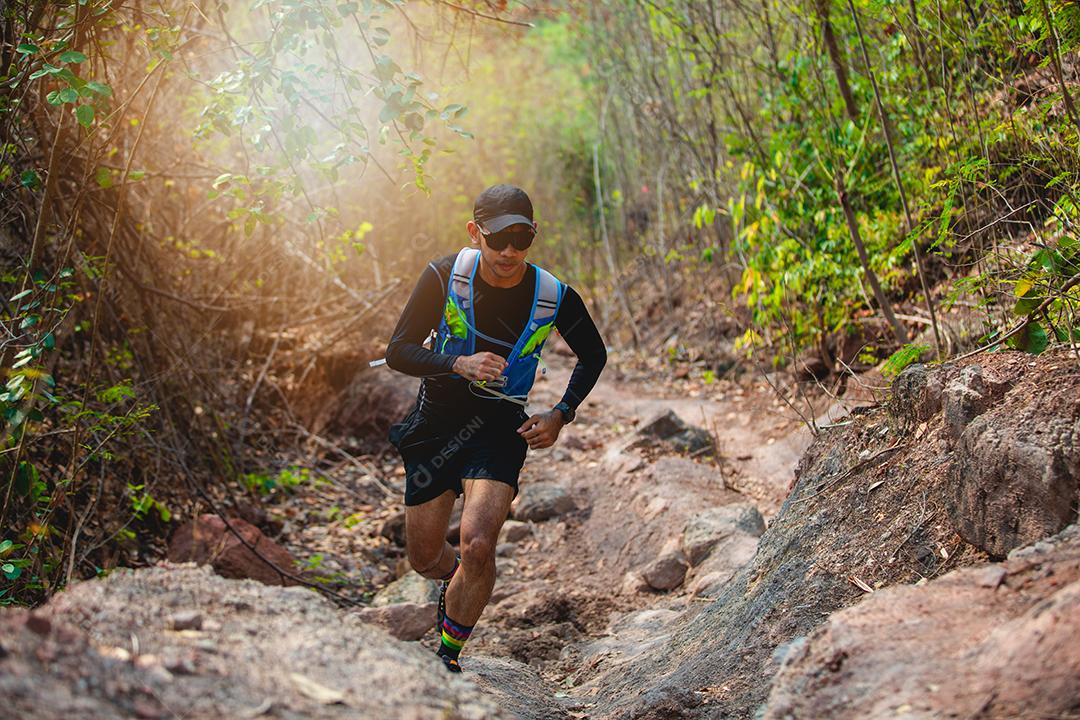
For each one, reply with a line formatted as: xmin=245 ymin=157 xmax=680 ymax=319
xmin=385 ymin=184 xmax=607 ymax=672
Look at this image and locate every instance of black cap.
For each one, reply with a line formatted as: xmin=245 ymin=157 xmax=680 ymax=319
xmin=473 ymin=184 xmax=535 ymax=234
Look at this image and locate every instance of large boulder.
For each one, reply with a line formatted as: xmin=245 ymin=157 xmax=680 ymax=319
xmin=1 ymin=564 xmax=508 ymax=719
xmin=372 ymin=571 xmax=439 ymax=607
xmin=352 ymin=602 xmax=436 ymax=641
xmin=167 ymin=514 xmax=298 ymax=586
xmin=947 ymin=363 xmax=1080 ymax=557
xmin=764 ymin=525 xmax=1080 ymax=719
xmin=513 ymin=482 xmax=577 ymax=522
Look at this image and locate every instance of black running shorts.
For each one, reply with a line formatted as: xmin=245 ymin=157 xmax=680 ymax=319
xmin=388 ymin=404 xmax=529 ymax=507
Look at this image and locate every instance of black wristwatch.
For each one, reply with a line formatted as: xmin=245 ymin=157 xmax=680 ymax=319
xmin=553 ymin=401 xmax=576 ymax=424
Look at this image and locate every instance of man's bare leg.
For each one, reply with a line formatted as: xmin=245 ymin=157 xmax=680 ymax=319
xmin=404 ymin=489 xmax=458 ymax=579
xmin=444 ymin=478 xmax=515 ymax=626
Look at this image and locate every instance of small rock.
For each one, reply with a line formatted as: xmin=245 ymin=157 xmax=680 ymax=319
xmin=163 ymin=652 xmax=197 ymax=676
xmin=943 ymin=365 xmax=991 ymax=438
xmin=634 ymin=410 xmax=714 ymax=454
xmin=976 ymin=566 xmax=1007 ymax=589
xmin=496 ymin=543 xmax=515 ymax=557
xmin=168 ymin=610 xmax=203 ymax=631
xmin=500 ymin=520 xmax=532 ymax=543
xmin=642 ymin=552 xmax=688 ymax=591
xmin=635 ymin=410 xmax=688 ymax=440
xmin=133 ymin=697 xmax=166 ymax=719
xmin=513 ymin=482 xmax=577 ymax=522
xmin=25 ymin=613 xmax=51 ymax=636
xmin=682 ymin=504 xmax=766 ymax=566
xmin=890 ymin=363 xmax=945 ymax=424
xmin=688 ymin=570 xmax=732 ymax=598
xmin=353 ymin=602 xmax=436 ymax=641
xmin=372 ymin=572 xmax=439 ymax=607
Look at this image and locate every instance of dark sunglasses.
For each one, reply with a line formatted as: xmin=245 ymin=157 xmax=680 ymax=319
xmin=479 ymin=224 xmax=536 ymax=252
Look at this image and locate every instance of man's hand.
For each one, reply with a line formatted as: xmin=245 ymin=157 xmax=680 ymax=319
xmin=517 ymin=411 xmax=565 ymax=450
xmin=453 ymin=352 xmax=507 ymax=382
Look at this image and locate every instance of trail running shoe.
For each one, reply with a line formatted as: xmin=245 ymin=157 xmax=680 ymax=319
xmin=440 ymin=654 xmax=462 ymax=673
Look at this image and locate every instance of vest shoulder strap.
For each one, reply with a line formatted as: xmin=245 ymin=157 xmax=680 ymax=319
xmin=533 ymin=266 xmax=562 ymax=324
xmin=450 ymin=247 xmax=480 ymax=307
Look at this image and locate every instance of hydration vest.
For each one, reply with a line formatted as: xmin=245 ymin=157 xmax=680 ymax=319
xmin=434 ymin=247 xmax=564 ymax=402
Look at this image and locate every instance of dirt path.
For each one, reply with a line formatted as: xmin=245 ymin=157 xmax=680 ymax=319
xmin=271 ymin=342 xmax=846 ymax=714
xmin=422 ymin=346 xmax=829 ymax=706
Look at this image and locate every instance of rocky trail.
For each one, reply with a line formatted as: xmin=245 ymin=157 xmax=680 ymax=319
xmin=3 ymin=346 xmax=1079 ymax=719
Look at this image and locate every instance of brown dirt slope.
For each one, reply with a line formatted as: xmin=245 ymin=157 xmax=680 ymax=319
xmin=764 ymin=523 xmax=1080 ymax=719
xmin=583 ymin=349 xmax=1079 ymax=719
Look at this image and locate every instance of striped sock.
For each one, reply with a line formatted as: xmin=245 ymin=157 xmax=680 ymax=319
xmin=437 ymin=614 xmax=473 ymax=662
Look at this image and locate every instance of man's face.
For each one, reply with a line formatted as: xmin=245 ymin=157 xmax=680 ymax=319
xmin=467 ymin=220 xmax=536 ymax=280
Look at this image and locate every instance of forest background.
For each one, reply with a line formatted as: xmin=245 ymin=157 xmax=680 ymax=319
xmin=1 ymin=0 xmax=1077 ymax=606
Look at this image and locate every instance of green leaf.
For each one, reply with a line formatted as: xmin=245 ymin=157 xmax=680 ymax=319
xmin=379 ymin=102 xmax=401 ymax=124
xmin=0 ymin=540 xmax=13 ymax=554
xmin=75 ymin=104 xmax=95 ymax=128
xmin=98 ymin=383 xmax=135 ymax=403
xmin=1007 ymin=322 xmax=1049 ymax=354
xmin=882 ymin=344 xmax=930 ymax=377
xmin=42 ymin=332 xmax=55 ymax=350
xmin=95 ymin=166 xmax=113 ymax=189
xmin=20 ymin=169 xmax=41 ymax=190
xmin=16 ymin=43 xmax=39 ymax=55
xmin=373 ymin=55 xmax=401 ymax=83
xmin=59 ymin=50 xmax=87 ymax=64
xmin=85 ymin=80 xmax=112 ymax=97
xmin=14 ymin=462 xmax=37 ymax=497
xmin=1 ymin=563 xmax=19 ymax=580
xmin=10 ymin=289 xmax=32 ymax=302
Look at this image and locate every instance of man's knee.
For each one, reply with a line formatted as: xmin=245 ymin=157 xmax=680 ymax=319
xmin=459 ymin=531 xmax=495 ymax=568
xmin=407 ymin=540 xmax=444 ymax=576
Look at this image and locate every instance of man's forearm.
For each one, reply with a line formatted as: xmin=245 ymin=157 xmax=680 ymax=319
xmin=559 ymin=349 xmax=607 ymax=411
xmin=386 ymin=341 xmax=458 ymax=377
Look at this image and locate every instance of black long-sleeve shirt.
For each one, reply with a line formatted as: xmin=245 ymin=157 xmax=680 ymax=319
xmin=385 ymin=253 xmax=607 ymax=419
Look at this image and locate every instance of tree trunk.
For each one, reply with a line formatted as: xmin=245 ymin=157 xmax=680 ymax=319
xmin=835 ymin=172 xmax=909 ymax=345
xmin=816 ymin=0 xmax=859 ymax=122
